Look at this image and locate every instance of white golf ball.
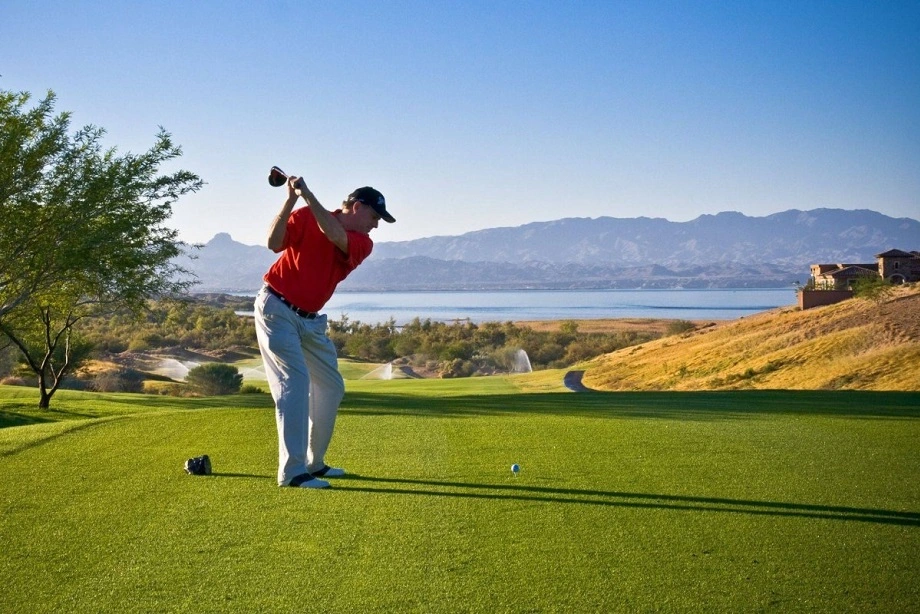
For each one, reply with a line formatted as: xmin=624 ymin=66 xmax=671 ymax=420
xmin=511 ymin=464 xmax=520 ymax=473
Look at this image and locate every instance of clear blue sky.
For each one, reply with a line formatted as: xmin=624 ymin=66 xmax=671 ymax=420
xmin=2 ymin=1 xmax=918 ymax=246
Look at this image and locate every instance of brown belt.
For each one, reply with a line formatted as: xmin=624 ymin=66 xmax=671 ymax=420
xmin=265 ymin=286 xmax=318 ymax=319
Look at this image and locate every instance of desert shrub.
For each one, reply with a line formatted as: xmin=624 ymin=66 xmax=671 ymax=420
xmin=239 ymin=384 xmax=264 ymax=394
xmin=563 ymin=339 xmax=606 ymax=364
xmin=666 ymin=320 xmax=696 ymax=336
xmin=392 ymin=334 xmax=421 ymax=357
xmin=559 ymin=320 xmax=579 ymax=335
xmin=527 ymin=342 xmax=566 ymax=367
xmin=0 ymin=376 xmax=28 ymax=386
xmin=93 ymin=368 xmax=145 ymax=393
xmin=344 ymin=329 xmax=396 ymax=361
xmin=58 ymin=376 xmax=89 ymax=391
xmin=186 ymin=363 xmax=243 ymax=395
xmin=491 ymin=346 xmax=523 ymax=372
xmin=439 ymin=359 xmax=475 ymax=378
xmin=96 ymin=338 xmax=128 ymax=353
xmin=852 ymin=276 xmax=895 ymax=304
xmin=126 ymin=335 xmax=150 ymax=352
xmin=440 ymin=341 xmax=475 ymax=361
xmin=148 ymin=382 xmax=189 ymax=397
xmin=761 ymin=360 xmax=783 ymax=374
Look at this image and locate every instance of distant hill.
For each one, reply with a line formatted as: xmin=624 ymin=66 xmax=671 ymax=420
xmin=372 ymin=208 xmax=919 ymax=267
xmin=177 ymin=208 xmax=919 ymax=292
xmin=178 ymin=232 xmax=272 ymax=292
xmin=583 ymin=285 xmax=920 ymax=391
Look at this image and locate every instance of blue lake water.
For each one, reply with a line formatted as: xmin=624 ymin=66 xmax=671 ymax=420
xmin=257 ymin=288 xmax=797 ymax=325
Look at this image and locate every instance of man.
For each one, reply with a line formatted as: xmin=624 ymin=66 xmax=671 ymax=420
xmin=254 ymin=174 xmax=395 ymax=488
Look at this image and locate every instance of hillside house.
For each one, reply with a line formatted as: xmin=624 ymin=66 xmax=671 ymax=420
xmin=800 ymin=248 xmax=919 ymax=310
xmin=876 ymin=249 xmax=920 ymax=284
xmin=809 ymin=262 xmax=878 ymax=290
xmin=811 ymin=249 xmax=920 ymax=289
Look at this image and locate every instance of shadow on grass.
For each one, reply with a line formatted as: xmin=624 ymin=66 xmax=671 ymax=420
xmin=0 ymin=416 xmax=128 ymax=458
xmin=0 ymin=406 xmax=130 ymax=427
xmin=211 ymin=472 xmax=273 ymax=480
xmin=343 ymin=389 xmax=920 ymax=420
xmin=334 ymin=475 xmax=920 ymax=527
xmin=0 ymin=409 xmax=59 ymax=429
xmin=0 ymin=392 xmax=274 ymax=430
xmin=0 ymin=392 xmax=275 ymax=456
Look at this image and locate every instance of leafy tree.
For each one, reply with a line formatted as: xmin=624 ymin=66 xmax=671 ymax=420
xmin=0 ymin=295 xmax=95 ymax=407
xmin=0 ymin=89 xmax=202 ymax=408
xmin=186 ymin=363 xmax=243 ymax=395
xmin=0 ymin=90 xmax=69 ymax=320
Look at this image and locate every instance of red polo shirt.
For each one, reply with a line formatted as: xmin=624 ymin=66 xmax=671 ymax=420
xmin=263 ymin=207 xmax=373 ymax=312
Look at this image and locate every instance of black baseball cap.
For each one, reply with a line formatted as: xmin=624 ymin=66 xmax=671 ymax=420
xmin=348 ymin=186 xmax=395 ymax=223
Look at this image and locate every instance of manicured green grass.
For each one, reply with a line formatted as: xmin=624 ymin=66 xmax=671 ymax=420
xmin=2 ymin=383 xmax=919 ymax=612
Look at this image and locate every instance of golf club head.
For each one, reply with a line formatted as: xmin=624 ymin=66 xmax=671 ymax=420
xmin=268 ymin=166 xmax=288 ymax=187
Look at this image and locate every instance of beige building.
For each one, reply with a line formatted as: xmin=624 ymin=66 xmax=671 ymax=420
xmin=876 ymin=249 xmax=920 ymax=284
xmin=811 ymin=249 xmax=919 ymax=290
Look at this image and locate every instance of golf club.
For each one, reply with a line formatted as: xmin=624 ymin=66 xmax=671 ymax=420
xmin=268 ymin=166 xmax=289 ymax=187
xmin=268 ymin=166 xmax=307 ymax=193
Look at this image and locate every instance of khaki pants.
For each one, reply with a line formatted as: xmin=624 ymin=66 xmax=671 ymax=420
xmin=254 ymin=287 xmax=344 ymax=486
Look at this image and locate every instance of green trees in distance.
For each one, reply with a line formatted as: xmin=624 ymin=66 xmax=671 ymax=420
xmin=79 ymin=297 xmax=256 ymax=353
xmin=328 ymin=315 xmax=658 ymax=375
xmin=82 ymin=300 xmax=656 ymax=375
xmin=0 ymin=89 xmax=202 ymax=408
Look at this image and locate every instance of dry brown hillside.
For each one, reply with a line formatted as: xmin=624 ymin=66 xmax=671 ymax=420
xmin=583 ymin=285 xmax=920 ymax=391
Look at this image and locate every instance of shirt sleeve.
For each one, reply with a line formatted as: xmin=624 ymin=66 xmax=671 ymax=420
xmin=341 ymin=231 xmax=374 ymax=271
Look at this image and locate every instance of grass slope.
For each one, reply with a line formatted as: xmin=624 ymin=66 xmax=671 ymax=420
xmin=584 ymin=285 xmax=920 ymax=391
xmin=2 ymin=381 xmax=919 ymax=612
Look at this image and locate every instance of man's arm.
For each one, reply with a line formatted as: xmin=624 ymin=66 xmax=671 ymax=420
xmin=266 ymin=188 xmax=298 ymax=252
xmin=292 ymin=177 xmax=349 ymax=253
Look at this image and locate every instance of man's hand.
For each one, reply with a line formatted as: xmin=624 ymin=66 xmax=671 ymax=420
xmin=288 ymin=176 xmax=305 ymax=198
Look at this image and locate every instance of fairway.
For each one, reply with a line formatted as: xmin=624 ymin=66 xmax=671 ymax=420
xmin=2 ymin=381 xmax=919 ymax=612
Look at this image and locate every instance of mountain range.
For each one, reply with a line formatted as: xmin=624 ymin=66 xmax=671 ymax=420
xmin=177 ymin=208 xmax=919 ymax=292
